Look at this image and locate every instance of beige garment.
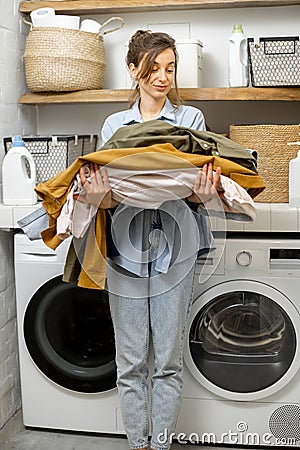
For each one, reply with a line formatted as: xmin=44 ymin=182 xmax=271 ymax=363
xmin=104 ymin=166 xmax=256 ymax=220
xmin=56 ymin=171 xmax=97 ymax=240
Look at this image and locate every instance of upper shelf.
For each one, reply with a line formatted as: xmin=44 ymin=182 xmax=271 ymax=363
xmin=19 ymin=88 xmax=300 ymax=104
xmin=19 ymin=0 xmax=300 ymax=15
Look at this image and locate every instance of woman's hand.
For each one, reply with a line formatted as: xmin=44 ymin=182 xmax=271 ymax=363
xmin=187 ymin=163 xmax=222 ymax=204
xmin=75 ymin=163 xmax=119 ymax=209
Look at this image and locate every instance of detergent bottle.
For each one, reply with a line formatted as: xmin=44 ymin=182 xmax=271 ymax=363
xmin=2 ymin=135 xmax=37 ymax=205
xmin=228 ymin=24 xmax=249 ymax=87
xmin=289 ymin=150 xmax=300 ymax=208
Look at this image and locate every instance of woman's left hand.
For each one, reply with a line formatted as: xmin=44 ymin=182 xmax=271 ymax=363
xmin=187 ymin=163 xmax=222 ymax=204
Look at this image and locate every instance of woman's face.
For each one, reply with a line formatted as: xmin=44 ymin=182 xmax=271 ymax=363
xmin=130 ymin=48 xmax=176 ymax=102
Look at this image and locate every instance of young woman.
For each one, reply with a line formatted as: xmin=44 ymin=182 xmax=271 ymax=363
xmin=79 ymin=30 xmax=221 ymax=450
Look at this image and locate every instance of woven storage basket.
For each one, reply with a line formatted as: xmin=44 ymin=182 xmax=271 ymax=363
xmin=230 ymin=124 xmax=300 ymax=203
xmin=23 ymin=17 xmax=124 ymax=92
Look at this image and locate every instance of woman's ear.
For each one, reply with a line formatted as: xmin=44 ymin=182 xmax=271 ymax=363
xmin=129 ymin=63 xmax=138 ymax=79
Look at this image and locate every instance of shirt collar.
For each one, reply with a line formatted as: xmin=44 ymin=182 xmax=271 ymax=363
xmin=123 ymin=97 xmax=176 ymax=125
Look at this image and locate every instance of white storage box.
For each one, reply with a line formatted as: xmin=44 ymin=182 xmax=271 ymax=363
xmin=176 ymin=39 xmax=203 ymax=88
xmin=124 ymin=39 xmax=203 ymax=88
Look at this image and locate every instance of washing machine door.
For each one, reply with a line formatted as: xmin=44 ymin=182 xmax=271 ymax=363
xmin=185 ymin=280 xmax=300 ymax=401
xmin=24 ymin=275 xmax=116 ymax=393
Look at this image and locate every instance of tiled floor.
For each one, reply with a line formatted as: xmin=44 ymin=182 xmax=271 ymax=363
xmin=1 ymin=410 xmax=220 ymax=450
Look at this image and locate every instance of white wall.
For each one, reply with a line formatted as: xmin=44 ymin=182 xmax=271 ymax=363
xmin=37 ymin=5 xmax=300 ymax=138
xmin=0 ymin=0 xmax=36 ymax=429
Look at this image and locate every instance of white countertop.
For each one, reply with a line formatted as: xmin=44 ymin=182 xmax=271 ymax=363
xmin=0 ymin=203 xmax=41 ymax=229
xmin=1 ymin=202 xmax=300 ymax=233
xmin=213 ymin=203 xmax=300 ymax=233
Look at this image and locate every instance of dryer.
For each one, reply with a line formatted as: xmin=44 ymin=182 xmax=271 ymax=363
xmin=177 ymin=235 xmax=300 ymax=446
xmin=14 ymin=232 xmax=124 ymax=433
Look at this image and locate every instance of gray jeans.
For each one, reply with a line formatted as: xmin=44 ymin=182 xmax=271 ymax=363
xmin=107 ymin=259 xmax=195 ymax=450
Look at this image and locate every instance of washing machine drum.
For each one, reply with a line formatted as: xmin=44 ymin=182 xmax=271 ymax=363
xmin=189 ymin=288 xmax=297 ymax=395
xmin=24 ymin=276 xmax=116 ymax=393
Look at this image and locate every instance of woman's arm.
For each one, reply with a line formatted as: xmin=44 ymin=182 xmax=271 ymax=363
xmin=101 ymin=119 xmax=115 ymax=146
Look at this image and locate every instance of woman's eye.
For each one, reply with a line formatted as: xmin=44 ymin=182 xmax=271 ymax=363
xmin=151 ymin=66 xmax=174 ymax=74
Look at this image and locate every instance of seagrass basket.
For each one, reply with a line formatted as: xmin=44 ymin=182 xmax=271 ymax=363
xmin=23 ymin=17 xmax=124 ymax=92
xmin=230 ymin=124 xmax=300 ymax=203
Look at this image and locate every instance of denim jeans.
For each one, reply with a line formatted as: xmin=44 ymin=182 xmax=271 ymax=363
xmin=107 ymin=258 xmax=195 ymax=450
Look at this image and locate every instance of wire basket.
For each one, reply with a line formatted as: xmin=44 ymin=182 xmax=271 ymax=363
xmin=230 ymin=124 xmax=300 ymax=203
xmin=248 ymin=36 xmax=300 ymax=87
xmin=23 ymin=17 xmax=124 ymax=92
xmin=3 ymin=135 xmax=98 ymax=184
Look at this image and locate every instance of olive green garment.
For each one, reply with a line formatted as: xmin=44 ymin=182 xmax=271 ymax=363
xmin=100 ymin=120 xmax=258 ymax=174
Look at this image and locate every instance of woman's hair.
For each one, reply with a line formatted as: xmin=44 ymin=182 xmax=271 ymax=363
xmin=126 ymin=30 xmax=181 ymax=108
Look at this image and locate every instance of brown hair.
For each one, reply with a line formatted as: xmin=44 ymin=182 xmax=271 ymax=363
xmin=126 ymin=30 xmax=181 ymax=109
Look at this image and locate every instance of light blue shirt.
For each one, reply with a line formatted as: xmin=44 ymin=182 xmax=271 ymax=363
xmin=101 ymin=98 xmax=212 ymax=277
xmin=101 ymin=97 xmax=206 ymax=145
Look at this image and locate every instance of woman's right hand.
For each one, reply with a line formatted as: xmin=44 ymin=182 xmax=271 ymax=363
xmin=187 ymin=162 xmax=222 ymax=204
xmin=76 ymin=163 xmax=119 ymax=209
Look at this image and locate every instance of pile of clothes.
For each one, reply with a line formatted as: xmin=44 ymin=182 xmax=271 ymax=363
xmin=26 ymin=121 xmax=265 ymax=290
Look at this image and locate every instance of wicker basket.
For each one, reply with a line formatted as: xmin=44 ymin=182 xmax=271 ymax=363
xmin=230 ymin=124 xmax=300 ymax=203
xmin=23 ymin=17 xmax=124 ymax=92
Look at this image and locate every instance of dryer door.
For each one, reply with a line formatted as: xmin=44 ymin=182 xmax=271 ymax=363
xmin=24 ymin=275 xmax=116 ymax=393
xmin=185 ymin=280 xmax=300 ymax=401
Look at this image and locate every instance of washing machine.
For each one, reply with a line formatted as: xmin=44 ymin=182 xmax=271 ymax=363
xmin=176 ymin=234 xmax=300 ymax=446
xmin=14 ymin=232 xmax=124 ymax=433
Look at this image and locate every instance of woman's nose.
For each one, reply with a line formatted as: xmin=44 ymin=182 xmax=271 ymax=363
xmin=157 ymin=69 xmax=167 ymax=81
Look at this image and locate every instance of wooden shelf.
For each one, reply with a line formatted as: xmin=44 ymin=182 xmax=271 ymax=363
xmin=19 ymin=88 xmax=300 ymax=104
xmin=19 ymin=0 xmax=300 ymax=15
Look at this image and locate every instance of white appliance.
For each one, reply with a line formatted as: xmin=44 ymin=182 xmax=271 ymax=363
xmin=14 ymin=233 xmax=124 ymax=433
xmin=176 ymin=236 xmax=300 ymax=446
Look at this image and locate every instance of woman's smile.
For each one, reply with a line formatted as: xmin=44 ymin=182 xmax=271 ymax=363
xmin=153 ymin=84 xmax=168 ymax=91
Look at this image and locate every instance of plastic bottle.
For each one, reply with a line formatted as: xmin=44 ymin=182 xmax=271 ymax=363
xmin=228 ymin=24 xmax=249 ymax=87
xmin=2 ymin=135 xmax=37 ymax=205
xmin=289 ymin=150 xmax=300 ymax=208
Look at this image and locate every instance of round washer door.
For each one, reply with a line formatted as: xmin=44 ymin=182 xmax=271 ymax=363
xmin=24 ymin=275 xmax=116 ymax=393
xmin=185 ymin=280 xmax=300 ymax=401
